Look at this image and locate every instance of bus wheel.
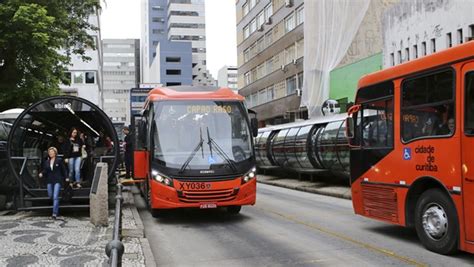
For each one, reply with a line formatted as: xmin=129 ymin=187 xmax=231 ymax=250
xmin=414 ymin=189 xmax=458 ymax=254
xmin=227 ymin=206 xmax=242 ymax=214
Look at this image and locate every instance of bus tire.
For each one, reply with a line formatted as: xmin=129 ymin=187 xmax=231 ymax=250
xmin=227 ymin=205 xmax=241 ymax=214
xmin=414 ymin=188 xmax=458 ymax=255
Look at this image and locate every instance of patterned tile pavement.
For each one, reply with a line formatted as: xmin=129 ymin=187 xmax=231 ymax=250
xmin=0 ymin=204 xmax=147 ymax=267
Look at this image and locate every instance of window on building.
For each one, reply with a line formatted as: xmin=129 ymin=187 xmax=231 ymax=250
xmin=401 ymin=69 xmax=455 ymax=141
xmin=431 ymin=38 xmax=436 ymax=53
xmin=285 ymin=44 xmax=295 ymax=65
xmin=286 ymin=75 xmax=297 ymax=95
xmin=166 ymin=82 xmax=181 ymax=86
xmin=296 ymin=6 xmax=304 ymax=25
xmin=249 ymin=0 xmax=256 ymax=9
xmin=470 ymin=24 xmax=474 ymax=39
xmin=249 ymin=43 xmax=256 ymax=57
xmin=166 ymin=57 xmax=181 ymax=63
xmin=421 ymin=41 xmax=427 ymax=56
xmin=267 ymin=85 xmax=274 ymax=101
xmin=257 ymin=11 xmax=265 ymax=28
xmin=265 ymin=31 xmax=273 ymax=46
xmin=285 ymin=13 xmax=295 ymax=32
xmin=405 ymin=47 xmax=410 ymax=61
xmin=73 ymin=72 xmax=84 ymax=84
xmin=256 ymin=64 xmax=265 ymax=80
xmin=243 ymin=2 xmax=249 ymax=16
xmin=296 ymin=38 xmax=304 ymax=59
xmin=264 ymin=4 xmax=273 ymax=21
xmin=413 ymin=45 xmax=418 ymax=59
xmin=250 ymin=18 xmax=257 ymax=33
xmin=152 ymin=17 xmax=164 ymax=23
xmin=297 ymin=72 xmax=303 ymax=89
xmin=457 ymin=29 xmax=464 ymax=44
xmin=244 ymin=49 xmax=250 ymax=63
xmin=390 ymin=53 xmax=394 ymax=66
xmin=244 ymin=25 xmax=250 ymax=39
xmin=447 ymin=32 xmax=452 ymax=48
xmin=256 ymin=37 xmax=265 ymax=53
xmin=244 ymin=72 xmax=251 ymax=85
xmin=85 ymin=72 xmax=96 ymax=84
xmin=152 ymin=6 xmax=164 ymax=11
xmin=166 ymin=69 xmax=181 ymax=75
xmin=266 ymin=58 xmax=273 ymax=74
xmin=397 ymin=50 xmax=402 ymax=64
xmin=251 ymin=92 xmax=258 ymax=107
xmin=259 ymin=89 xmax=267 ymax=105
xmin=152 ymin=41 xmax=159 ymax=46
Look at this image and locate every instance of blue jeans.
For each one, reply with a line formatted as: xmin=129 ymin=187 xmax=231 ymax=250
xmin=68 ymin=157 xmax=81 ymax=182
xmin=47 ymin=183 xmax=61 ymax=216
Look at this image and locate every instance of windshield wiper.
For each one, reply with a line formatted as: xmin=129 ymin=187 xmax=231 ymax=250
xmin=206 ymin=127 xmax=237 ymax=172
xmin=179 ymin=128 xmax=204 ymax=173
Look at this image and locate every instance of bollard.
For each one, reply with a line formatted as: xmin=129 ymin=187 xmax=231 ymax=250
xmin=90 ymin=163 xmax=109 ymax=226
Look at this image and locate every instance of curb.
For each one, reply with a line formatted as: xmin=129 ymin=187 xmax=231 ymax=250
xmin=257 ymin=180 xmax=352 ymax=200
xmin=123 ymin=190 xmax=157 ymax=267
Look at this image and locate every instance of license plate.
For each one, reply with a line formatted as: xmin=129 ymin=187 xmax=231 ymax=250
xmin=178 ymin=182 xmax=212 ymax=191
xmin=200 ymin=203 xmax=217 ymax=209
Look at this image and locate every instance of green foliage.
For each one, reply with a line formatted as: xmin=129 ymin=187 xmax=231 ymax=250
xmin=0 ymin=0 xmax=101 ymax=111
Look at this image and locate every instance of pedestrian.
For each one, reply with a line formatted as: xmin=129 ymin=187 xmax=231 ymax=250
xmin=66 ymin=127 xmax=85 ymax=188
xmin=39 ymin=147 xmax=68 ymax=220
xmin=123 ymin=127 xmax=133 ymax=178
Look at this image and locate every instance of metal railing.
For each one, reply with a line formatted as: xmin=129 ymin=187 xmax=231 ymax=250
xmin=105 ymin=173 xmax=125 ymax=267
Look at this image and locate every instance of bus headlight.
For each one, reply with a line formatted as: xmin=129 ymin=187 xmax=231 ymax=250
xmin=151 ymin=169 xmax=173 ymax=187
xmin=242 ymin=167 xmax=257 ymax=184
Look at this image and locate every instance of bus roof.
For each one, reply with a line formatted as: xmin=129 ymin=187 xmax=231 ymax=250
xmin=146 ymin=86 xmax=244 ymax=103
xmin=358 ymin=40 xmax=474 ymax=89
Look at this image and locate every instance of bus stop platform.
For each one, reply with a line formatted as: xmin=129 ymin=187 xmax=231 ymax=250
xmin=0 ymin=188 xmax=155 ymax=266
xmin=257 ymin=174 xmax=352 ymax=200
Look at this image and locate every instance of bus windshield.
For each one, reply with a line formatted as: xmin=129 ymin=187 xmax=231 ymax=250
xmin=152 ymin=100 xmax=254 ymax=176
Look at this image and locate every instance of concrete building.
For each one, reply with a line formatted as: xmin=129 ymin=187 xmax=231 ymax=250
xmin=60 ymin=10 xmax=103 ymax=107
xmin=102 ymin=39 xmax=140 ymax=125
xmin=237 ymin=0 xmax=305 ymax=125
xmin=217 ymin=66 xmax=238 ymax=91
xmin=383 ymin=0 xmax=474 ymax=68
xmin=141 ymin=0 xmax=213 ymax=86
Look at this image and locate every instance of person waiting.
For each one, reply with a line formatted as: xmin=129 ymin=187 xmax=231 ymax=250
xmin=39 ymin=147 xmax=68 ymax=220
xmin=65 ymin=127 xmax=85 ymax=188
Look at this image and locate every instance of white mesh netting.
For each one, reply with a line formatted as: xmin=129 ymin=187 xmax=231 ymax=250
xmin=302 ymin=0 xmax=370 ymax=118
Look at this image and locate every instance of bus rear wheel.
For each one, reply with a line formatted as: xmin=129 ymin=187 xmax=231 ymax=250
xmin=414 ymin=189 xmax=458 ymax=254
xmin=227 ymin=205 xmax=242 ymax=214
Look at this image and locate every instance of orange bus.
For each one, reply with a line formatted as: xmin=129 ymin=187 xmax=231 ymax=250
xmin=346 ymin=40 xmax=474 ymax=254
xmin=133 ymin=86 xmax=258 ymax=217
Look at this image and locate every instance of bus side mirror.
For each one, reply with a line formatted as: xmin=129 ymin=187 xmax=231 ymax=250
xmin=251 ymin=118 xmax=258 ymax=137
xmin=345 ymin=116 xmax=354 ymax=139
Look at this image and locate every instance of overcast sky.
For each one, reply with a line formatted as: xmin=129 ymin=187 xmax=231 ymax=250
xmin=100 ymin=0 xmax=237 ymax=79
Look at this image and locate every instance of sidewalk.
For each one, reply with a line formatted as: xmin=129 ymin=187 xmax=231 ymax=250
xmin=0 ymin=189 xmax=155 ymax=267
xmin=257 ymin=173 xmax=352 ymax=200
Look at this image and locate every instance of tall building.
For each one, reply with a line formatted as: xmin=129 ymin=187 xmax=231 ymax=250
xmin=102 ymin=39 xmax=140 ymax=125
xmin=141 ymin=0 xmax=214 ymax=86
xmin=383 ymin=0 xmax=474 ymax=68
xmin=60 ymin=10 xmax=103 ymax=106
xmin=217 ymin=66 xmax=238 ymax=91
xmin=237 ymin=0 xmax=305 ymax=125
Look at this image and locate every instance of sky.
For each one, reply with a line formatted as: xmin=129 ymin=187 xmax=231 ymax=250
xmin=100 ymin=0 xmax=237 ymax=79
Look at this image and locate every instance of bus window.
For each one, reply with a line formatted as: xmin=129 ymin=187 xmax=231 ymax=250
xmin=465 ymin=72 xmax=474 ymax=135
xmin=401 ymin=69 xmax=455 ymax=142
xmin=361 ymin=99 xmax=393 ymax=148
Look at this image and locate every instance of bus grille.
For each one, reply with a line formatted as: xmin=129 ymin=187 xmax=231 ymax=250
xmin=361 ymin=184 xmax=398 ymax=223
xmin=178 ymin=188 xmax=238 ymax=203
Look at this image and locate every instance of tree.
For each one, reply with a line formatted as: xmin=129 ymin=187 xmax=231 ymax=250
xmin=0 ymin=0 xmax=100 ymax=111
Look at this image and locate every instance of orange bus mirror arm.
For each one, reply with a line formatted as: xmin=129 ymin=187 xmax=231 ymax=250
xmin=347 ymin=104 xmax=361 ymax=116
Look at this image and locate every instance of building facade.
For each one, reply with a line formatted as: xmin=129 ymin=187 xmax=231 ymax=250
xmin=217 ymin=66 xmax=238 ymax=91
xmin=60 ymin=10 xmax=103 ymax=107
xmin=237 ymin=0 xmax=305 ymax=125
xmin=102 ymin=39 xmax=140 ymax=125
xmin=383 ymin=0 xmax=474 ymax=68
xmin=141 ymin=0 xmax=214 ymax=86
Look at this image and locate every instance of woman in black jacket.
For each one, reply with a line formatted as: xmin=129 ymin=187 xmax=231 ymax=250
xmin=39 ymin=147 xmax=68 ymax=219
xmin=66 ymin=127 xmax=85 ymax=188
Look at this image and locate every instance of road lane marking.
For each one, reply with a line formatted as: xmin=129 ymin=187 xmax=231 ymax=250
xmin=257 ymin=206 xmax=427 ymax=267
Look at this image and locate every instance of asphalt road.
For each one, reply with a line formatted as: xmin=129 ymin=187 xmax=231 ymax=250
xmin=135 ymin=183 xmax=474 ymax=266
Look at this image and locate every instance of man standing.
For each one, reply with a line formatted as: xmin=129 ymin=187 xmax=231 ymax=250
xmin=123 ymin=127 xmax=133 ymax=179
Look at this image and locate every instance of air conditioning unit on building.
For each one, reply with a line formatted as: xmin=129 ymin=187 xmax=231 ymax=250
xmin=285 ymin=0 xmax=293 ymax=7
xmin=257 ymin=25 xmax=264 ymax=32
xmin=296 ymin=88 xmax=302 ymax=96
xmin=265 ymin=17 xmax=272 ymax=25
xmin=280 ymin=65 xmax=286 ymax=71
xmin=292 ymin=59 xmax=298 ymax=65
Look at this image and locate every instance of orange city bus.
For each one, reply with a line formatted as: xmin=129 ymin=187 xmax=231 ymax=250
xmin=133 ymin=86 xmax=258 ymax=217
xmin=346 ymin=40 xmax=474 ymax=254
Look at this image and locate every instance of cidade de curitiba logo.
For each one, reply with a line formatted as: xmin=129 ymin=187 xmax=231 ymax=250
xmin=414 ymin=145 xmax=438 ymax=172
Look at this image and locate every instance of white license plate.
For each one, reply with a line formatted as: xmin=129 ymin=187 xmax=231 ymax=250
xmin=200 ymin=203 xmax=217 ymax=209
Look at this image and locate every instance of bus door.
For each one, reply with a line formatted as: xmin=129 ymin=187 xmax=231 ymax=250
xmin=132 ymin=114 xmax=148 ymax=179
xmin=461 ymin=62 xmax=474 ymax=242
